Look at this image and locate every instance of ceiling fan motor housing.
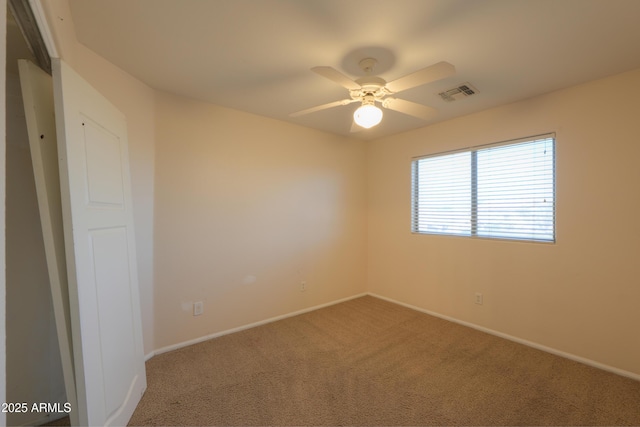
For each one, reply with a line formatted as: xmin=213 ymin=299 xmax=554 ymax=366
xmin=351 ymin=76 xmax=389 ymax=103
xmin=360 ymin=93 xmax=377 ymax=106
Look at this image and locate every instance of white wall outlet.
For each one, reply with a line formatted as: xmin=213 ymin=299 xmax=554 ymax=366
xmin=474 ymin=293 xmax=483 ymax=305
xmin=193 ymin=301 xmax=204 ymax=316
xmin=300 ymin=281 xmax=306 ymax=292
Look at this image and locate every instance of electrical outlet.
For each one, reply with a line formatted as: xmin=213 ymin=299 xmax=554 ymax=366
xmin=474 ymin=293 xmax=483 ymax=305
xmin=193 ymin=301 xmax=204 ymax=316
xmin=300 ymin=281 xmax=306 ymax=292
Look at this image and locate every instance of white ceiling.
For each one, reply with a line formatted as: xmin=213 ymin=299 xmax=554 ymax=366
xmin=68 ymin=0 xmax=640 ymax=140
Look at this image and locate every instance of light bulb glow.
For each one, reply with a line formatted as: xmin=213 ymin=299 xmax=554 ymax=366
xmin=353 ymin=104 xmax=383 ymax=128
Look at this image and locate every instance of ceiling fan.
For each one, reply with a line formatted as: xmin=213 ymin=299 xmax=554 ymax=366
xmin=290 ymin=58 xmax=455 ymax=130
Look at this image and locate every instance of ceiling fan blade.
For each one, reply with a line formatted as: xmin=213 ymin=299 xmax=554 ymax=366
xmin=382 ymin=98 xmax=437 ymax=121
xmin=289 ymin=99 xmax=356 ymax=117
xmin=385 ymin=61 xmax=455 ymax=93
xmin=312 ymin=66 xmax=361 ymax=91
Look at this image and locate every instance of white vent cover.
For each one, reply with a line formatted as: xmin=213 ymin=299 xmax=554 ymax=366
xmin=438 ymin=83 xmax=478 ymax=102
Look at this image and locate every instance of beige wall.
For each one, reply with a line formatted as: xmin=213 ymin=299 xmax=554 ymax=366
xmin=367 ymin=68 xmax=640 ymax=376
xmin=153 ymin=92 xmax=367 ymax=349
xmin=26 ymin=0 xmax=640 ymax=382
xmin=39 ymin=0 xmax=156 ymax=356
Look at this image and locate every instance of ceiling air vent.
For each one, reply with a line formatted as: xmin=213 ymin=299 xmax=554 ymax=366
xmin=438 ymin=83 xmax=478 ymax=102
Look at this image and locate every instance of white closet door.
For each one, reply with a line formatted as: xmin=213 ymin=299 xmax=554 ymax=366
xmin=52 ymin=58 xmax=146 ymax=426
xmin=18 ymin=59 xmax=78 ymax=426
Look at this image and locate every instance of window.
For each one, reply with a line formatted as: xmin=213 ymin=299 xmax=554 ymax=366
xmin=412 ymin=134 xmax=555 ymax=242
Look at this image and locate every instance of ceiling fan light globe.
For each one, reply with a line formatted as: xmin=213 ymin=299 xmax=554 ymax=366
xmin=354 ymin=104 xmax=383 ymax=128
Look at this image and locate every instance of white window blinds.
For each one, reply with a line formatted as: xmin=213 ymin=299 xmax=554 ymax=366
xmin=412 ymin=134 xmax=555 ymax=242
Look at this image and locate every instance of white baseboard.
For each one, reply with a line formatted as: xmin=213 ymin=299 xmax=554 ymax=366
xmin=145 ymin=291 xmax=639 ymax=382
xmin=368 ymin=292 xmax=640 ymax=382
xmin=148 ymin=293 xmax=368 ymax=359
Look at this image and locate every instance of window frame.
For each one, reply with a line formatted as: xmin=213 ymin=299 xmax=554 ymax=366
xmin=411 ymin=133 xmax=556 ymax=243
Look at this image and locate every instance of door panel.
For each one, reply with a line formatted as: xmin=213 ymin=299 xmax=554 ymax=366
xmin=17 ymin=59 xmax=78 ymax=426
xmin=90 ymin=227 xmax=137 ymax=416
xmin=52 ymin=58 xmax=146 ymax=426
xmin=82 ymin=117 xmax=125 ymax=206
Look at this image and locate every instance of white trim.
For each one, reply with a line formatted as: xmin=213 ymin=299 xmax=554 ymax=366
xmin=368 ymin=293 xmax=640 ymax=382
xmin=151 ymin=293 xmax=368 ymax=357
xmin=29 ymin=0 xmax=59 ymax=58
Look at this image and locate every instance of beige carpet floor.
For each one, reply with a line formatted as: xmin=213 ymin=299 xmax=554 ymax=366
xmin=125 ymin=295 xmax=640 ymax=426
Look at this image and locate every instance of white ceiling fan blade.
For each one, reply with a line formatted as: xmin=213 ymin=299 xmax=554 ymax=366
xmin=385 ymin=61 xmax=455 ymax=93
xmin=289 ymin=99 xmax=356 ymax=117
xmin=311 ymin=66 xmax=361 ymax=91
xmin=383 ymin=98 xmax=437 ymax=121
